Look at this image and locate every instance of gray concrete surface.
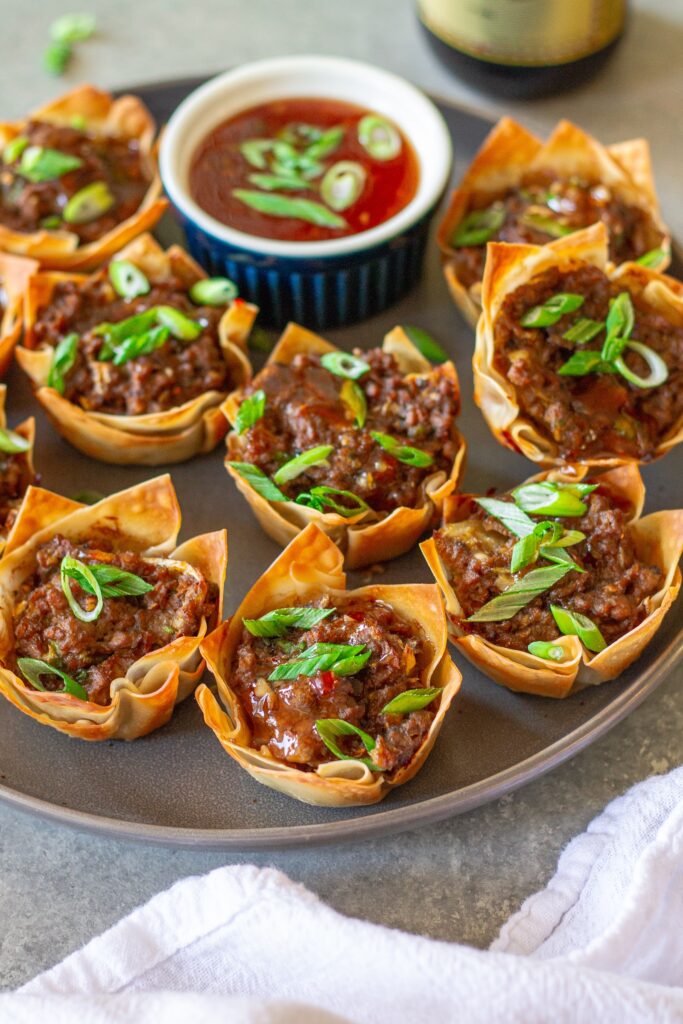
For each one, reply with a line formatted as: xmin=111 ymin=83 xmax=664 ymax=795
xmin=0 ymin=0 xmax=682 ymax=991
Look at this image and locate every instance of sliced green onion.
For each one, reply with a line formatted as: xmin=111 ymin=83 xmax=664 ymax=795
xmin=475 ymin=497 xmax=536 ymax=539
xmin=47 ymin=332 xmax=79 ymax=394
xmin=613 ymin=341 xmax=669 ymax=389
xmin=550 ymin=604 xmax=606 ymax=653
xmin=248 ymin=327 xmax=275 ymax=354
xmin=320 ymin=351 xmax=370 ymax=379
xmin=402 ymin=325 xmax=448 ymax=363
xmin=273 ymin=445 xmax=333 ymax=485
xmin=68 ymin=561 xmax=154 ymax=598
xmin=232 ymin=189 xmax=347 ymax=229
xmin=320 ymin=161 xmax=366 ymax=212
xmin=63 ymin=181 xmax=115 ymax=224
xmin=540 ymin=545 xmax=585 ymax=572
xmin=227 ymin=462 xmax=287 ymax=502
xmin=97 ymin=309 xmax=158 ymax=346
xmin=381 ymin=688 xmax=442 ymax=714
xmin=315 ymin=718 xmax=380 ymax=771
xmin=558 ymin=350 xmax=614 ymax=377
xmin=60 ymin=556 xmax=103 ymax=623
xmin=340 ymin=379 xmax=367 ymax=427
xmin=527 ymin=641 xmax=566 ymax=662
xmin=636 ymin=247 xmax=666 ymax=268
xmin=189 ymin=276 xmax=239 ymax=306
xmin=295 ymin=485 xmax=369 ymax=517
xmin=467 ymin=562 xmax=575 ymax=623
xmin=601 ymin=292 xmax=634 ymax=362
xmin=510 ymin=521 xmax=562 ymax=573
xmin=0 ymin=428 xmax=30 ymax=454
xmin=50 ymin=12 xmax=96 ymax=42
xmin=520 ymin=293 xmax=585 ymax=328
xmin=40 ymin=215 xmax=62 ymax=230
xmin=562 ymin=319 xmax=605 ymax=345
xmin=520 ymin=211 xmax=573 ymax=238
xmin=270 ymin=642 xmax=371 ymax=681
xmin=19 ymin=146 xmax=82 ymax=183
xmin=70 ymin=114 xmax=87 ymax=131
xmin=109 ymin=260 xmax=150 ymax=299
xmin=71 ymin=489 xmax=104 ymax=505
xmin=111 ymin=325 xmax=170 ymax=366
xmin=305 ymin=126 xmax=345 ymax=161
xmin=17 ymin=657 xmax=88 ymax=701
xmin=3 ymin=136 xmax=29 ymax=164
xmin=451 ymin=204 xmax=505 ymax=247
xmin=247 ymin=172 xmax=311 ymax=191
xmin=357 ymin=115 xmax=402 ymax=161
xmin=512 ymin=481 xmax=595 ymax=518
xmin=243 ymin=605 xmax=335 ymax=638
xmin=240 ymin=139 xmax=274 ymax=170
xmin=235 ymin=390 xmax=266 ymax=435
xmin=370 ymin=431 xmax=434 ymax=468
xmin=43 ymin=40 xmax=72 ymax=76
xmin=155 ymin=306 xmax=201 ymax=342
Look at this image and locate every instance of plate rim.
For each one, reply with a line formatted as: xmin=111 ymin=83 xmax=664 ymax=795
xmin=0 ymin=76 xmax=680 ymax=849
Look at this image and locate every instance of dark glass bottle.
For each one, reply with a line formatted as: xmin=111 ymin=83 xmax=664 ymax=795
xmin=417 ymin=0 xmax=627 ymax=100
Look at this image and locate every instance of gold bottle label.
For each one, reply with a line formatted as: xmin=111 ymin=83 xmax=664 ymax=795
xmin=418 ymin=0 xmax=625 ymax=66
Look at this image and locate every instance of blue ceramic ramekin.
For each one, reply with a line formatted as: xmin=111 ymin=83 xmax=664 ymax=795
xmin=160 ymin=57 xmax=452 ymax=330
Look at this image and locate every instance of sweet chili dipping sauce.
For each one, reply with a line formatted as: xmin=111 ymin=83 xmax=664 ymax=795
xmin=189 ymin=97 xmax=419 ymax=243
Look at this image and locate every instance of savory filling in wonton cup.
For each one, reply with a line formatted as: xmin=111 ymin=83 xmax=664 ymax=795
xmin=0 ymin=475 xmax=226 ymax=740
xmin=474 ymin=222 xmax=683 ymax=466
xmin=0 ymin=251 xmax=39 ymax=377
xmin=197 ymin=523 xmax=461 ymax=806
xmin=0 ymin=85 xmax=166 ymax=269
xmin=438 ymin=118 xmax=669 ymax=324
xmin=224 ymin=324 xmax=465 ymax=568
xmin=0 ymin=385 xmax=35 ymax=550
xmin=421 ymin=464 xmax=683 ymax=698
xmin=16 ymin=233 xmax=256 ymax=465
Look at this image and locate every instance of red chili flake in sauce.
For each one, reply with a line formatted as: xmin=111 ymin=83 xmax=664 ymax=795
xmin=318 ymin=671 xmax=336 ymax=694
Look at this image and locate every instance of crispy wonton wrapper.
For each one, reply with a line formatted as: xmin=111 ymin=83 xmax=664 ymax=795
xmin=473 ymin=222 xmax=683 ymax=468
xmin=0 ymin=475 xmax=227 ymax=740
xmin=438 ymin=118 xmax=670 ymax=325
xmin=421 ymin=463 xmax=683 ymax=698
xmin=0 ymin=384 xmax=36 ymax=553
xmin=223 ymin=324 xmax=466 ymax=569
xmin=0 ymin=85 xmax=167 ymax=270
xmin=0 ymin=252 xmax=39 ymax=377
xmin=197 ymin=522 xmax=461 ymax=806
xmin=16 ymin=233 xmax=257 ymax=465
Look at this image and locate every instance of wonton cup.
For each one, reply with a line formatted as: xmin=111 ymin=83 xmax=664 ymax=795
xmin=421 ymin=463 xmax=683 ymax=698
xmin=438 ymin=117 xmax=670 ymax=326
xmin=0 ymin=475 xmax=227 ymax=740
xmin=16 ymin=233 xmax=257 ymax=465
xmin=0 ymin=384 xmax=35 ymax=553
xmin=223 ymin=324 xmax=466 ymax=569
xmin=0 ymin=252 xmax=39 ymax=378
xmin=197 ymin=522 xmax=461 ymax=806
xmin=0 ymin=85 xmax=167 ymax=270
xmin=473 ymin=221 xmax=683 ymax=468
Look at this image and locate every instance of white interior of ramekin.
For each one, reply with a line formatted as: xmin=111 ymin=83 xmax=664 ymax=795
xmin=160 ymin=56 xmax=453 ymax=259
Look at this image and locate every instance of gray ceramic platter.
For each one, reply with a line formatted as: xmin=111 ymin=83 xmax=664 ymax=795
xmin=0 ymin=78 xmax=681 ymax=850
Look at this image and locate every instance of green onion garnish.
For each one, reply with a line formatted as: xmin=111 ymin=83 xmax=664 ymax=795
xmin=315 ymin=718 xmax=380 ymax=771
xmin=339 ymin=379 xmax=367 ymax=427
xmin=71 ymin=490 xmax=104 ymax=505
xmin=320 ymin=351 xmax=370 ymax=380
xmin=601 ymin=292 xmax=634 ymax=363
xmin=66 ymin=561 xmax=154 ymax=598
xmin=228 ymin=462 xmax=287 ymax=502
xmin=381 ymin=688 xmax=442 ymax=714
xmin=558 ymin=351 xmax=614 ymax=377
xmin=243 ymin=605 xmax=335 ymax=638
xmin=613 ymin=342 xmax=669 ymax=389
xmin=17 ymin=657 xmax=88 ymax=701
xmin=63 ymin=181 xmax=115 ymax=224
xmin=475 ymin=497 xmax=536 ymax=538
xmin=519 ymin=211 xmax=573 ymax=238
xmin=451 ymin=204 xmax=505 ymax=247
xmin=511 ymin=481 xmax=596 ymax=518
xmin=295 ymin=486 xmax=369 ymax=517
xmin=235 ymin=390 xmax=266 ymax=435
xmin=320 ymin=161 xmax=366 ymax=212
xmin=527 ymin=641 xmax=566 ymax=662
xmin=370 ymin=431 xmax=434 ymax=468
xmin=550 ymin=604 xmax=607 ymax=653
xmin=269 ymin=642 xmax=371 ymax=682
xmin=155 ymin=306 xmax=201 ymax=342
xmin=273 ymin=445 xmax=333 ymax=485
xmin=111 ymin=326 xmax=170 ymax=366
xmin=247 ymin=172 xmax=312 ymax=191
xmin=50 ymin=12 xmax=96 ymax=42
xmin=467 ymin=562 xmax=575 ymax=623
xmin=520 ymin=293 xmax=585 ymax=328
xmin=47 ymin=332 xmax=79 ymax=394
xmin=109 ymin=260 xmax=150 ymax=300
xmin=2 ymin=136 xmax=29 ymax=164
xmin=402 ymin=325 xmax=448 ymax=364
xmin=18 ymin=146 xmax=82 ymax=183
xmin=357 ymin=115 xmax=402 ymax=161
xmin=562 ymin=319 xmax=604 ymax=345
xmin=240 ymin=139 xmax=274 ymax=170
xmin=60 ymin=556 xmax=103 ymax=622
xmin=635 ymin=248 xmax=666 ymax=268
xmin=232 ymin=190 xmax=347 ymax=229
xmin=510 ymin=521 xmax=562 ymax=573
xmin=189 ymin=277 xmax=239 ymax=306
xmin=0 ymin=428 xmax=30 ymax=454
xmin=305 ymin=126 xmax=345 ymax=161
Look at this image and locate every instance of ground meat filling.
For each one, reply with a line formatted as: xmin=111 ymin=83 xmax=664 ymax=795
xmin=452 ymin=178 xmax=662 ymax=288
xmin=492 ymin=265 xmax=683 ymax=460
xmin=0 ymin=120 xmax=149 ymax=243
xmin=238 ymin=349 xmax=461 ymax=512
xmin=32 ymin=276 xmax=228 ymax=416
xmin=434 ymin=488 xmax=663 ymax=652
xmin=232 ymin=597 xmax=436 ymax=774
xmin=0 ymin=453 xmax=29 ymax=535
xmin=13 ymin=536 xmax=217 ymax=705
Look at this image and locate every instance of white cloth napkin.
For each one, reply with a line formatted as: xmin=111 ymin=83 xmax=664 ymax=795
xmin=4 ymin=765 xmax=683 ymax=1024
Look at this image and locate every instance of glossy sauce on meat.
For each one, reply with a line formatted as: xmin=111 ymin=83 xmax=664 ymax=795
xmin=434 ymin=488 xmax=663 ymax=651
xmin=0 ymin=121 xmax=149 ymax=243
xmin=452 ymin=177 xmax=663 ymax=288
xmin=238 ymin=349 xmax=460 ymax=511
xmin=13 ymin=536 xmax=217 ymax=705
xmin=492 ymin=265 xmax=683 ymax=460
xmin=0 ymin=452 xmax=30 ymax=536
xmin=232 ymin=597 xmax=435 ymax=774
xmin=32 ymin=275 xmax=229 ymax=416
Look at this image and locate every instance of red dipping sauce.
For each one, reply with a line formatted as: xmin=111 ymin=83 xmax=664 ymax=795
xmin=189 ymin=97 xmax=420 ymax=243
